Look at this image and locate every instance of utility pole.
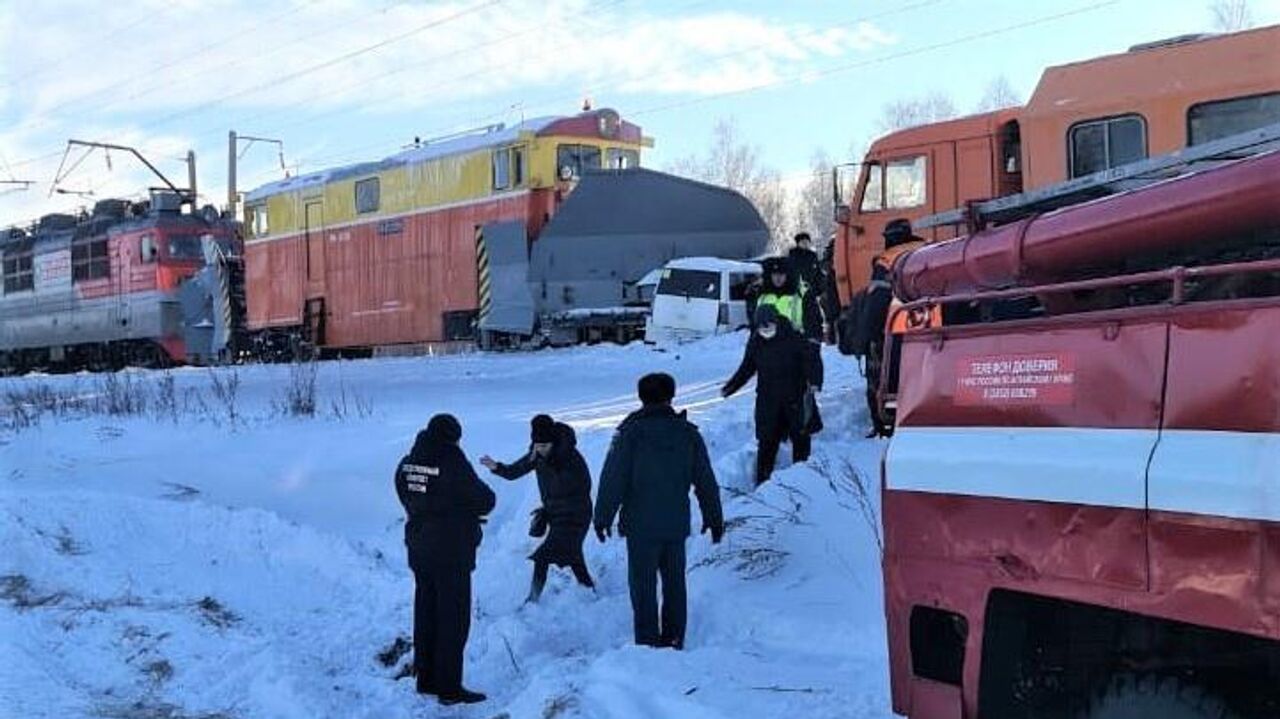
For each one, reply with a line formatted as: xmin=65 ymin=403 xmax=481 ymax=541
xmin=227 ymin=131 xmax=286 ymax=219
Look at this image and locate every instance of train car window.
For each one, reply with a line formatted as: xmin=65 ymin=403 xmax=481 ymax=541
xmin=140 ymin=234 xmax=157 ymax=263
xmin=1069 ymin=115 xmax=1147 ymax=178
xmin=493 ymin=148 xmax=512 ymax=190
xmin=885 ymin=156 xmax=927 ymax=209
xmin=557 ymin=144 xmax=602 ymax=179
xmin=1188 ymin=92 xmax=1280 ymax=145
xmin=248 ymin=205 xmax=269 ymax=237
xmin=512 ymin=146 xmax=525 ymax=187
xmin=354 ymin=177 xmax=380 ymax=214
xmin=2 ymin=243 xmax=34 ymax=293
xmin=71 ymin=236 xmax=109 ymax=282
xmin=860 ymin=162 xmax=884 ymax=212
xmin=606 ymin=148 xmax=639 ymax=169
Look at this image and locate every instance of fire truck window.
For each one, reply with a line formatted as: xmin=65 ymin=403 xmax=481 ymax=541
xmin=2 ymin=243 xmax=34 ymax=294
xmin=885 ymin=156 xmax=927 ymax=209
xmin=859 ymin=163 xmax=884 ymax=212
xmin=557 ymin=144 xmax=602 ymax=179
xmin=1070 ymin=115 xmax=1147 ymax=177
xmin=492 ymin=148 xmax=512 ymax=190
xmin=354 ymin=177 xmax=380 ymax=214
xmin=71 ymin=235 xmax=110 ymax=282
xmin=1188 ymin=92 xmax=1280 ymax=145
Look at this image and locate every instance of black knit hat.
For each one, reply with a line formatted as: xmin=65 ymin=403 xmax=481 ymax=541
xmin=423 ymin=413 xmax=462 ymax=445
xmin=531 ymin=414 xmax=556 ymax=443
xmin=883 ymin=218 xmax=914 ymax=248
xmin=637 ymin=372 xmax=676 ymax=406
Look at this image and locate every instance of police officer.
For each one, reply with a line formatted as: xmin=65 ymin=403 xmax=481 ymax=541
xmin=594 ymin=373 xmax=724 ymax=650
xmin=721 ymin=304 xmax=824 ymax=484
xmin=757 ymin=255 xmax=820 ymax=343
xmin=395 ymin=414 xmax=495 ymax=705
xmin=788 ymin=231 xmax=827 ymax=342
xmin=859 ymin=218 xmax=925 ymax=438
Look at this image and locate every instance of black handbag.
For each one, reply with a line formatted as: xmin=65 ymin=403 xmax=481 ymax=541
xmin=528 ymin=508 xmax=548 ymax=538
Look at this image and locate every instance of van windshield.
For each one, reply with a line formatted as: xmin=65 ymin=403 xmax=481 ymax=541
xmin=657 ymin=269 xmax=719 ymax=299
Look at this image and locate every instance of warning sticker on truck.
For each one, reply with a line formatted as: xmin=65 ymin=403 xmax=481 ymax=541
xmin=955 ymin=353 xmax=1076 ymax=406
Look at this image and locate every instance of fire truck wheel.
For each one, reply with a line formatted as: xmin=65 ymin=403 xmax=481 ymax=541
xmin=1079 ymin=674 xmax=1237 ymax=719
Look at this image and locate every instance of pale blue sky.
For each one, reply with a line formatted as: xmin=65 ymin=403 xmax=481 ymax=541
xmin=1 ymin=0 xmax=1277 ymax=220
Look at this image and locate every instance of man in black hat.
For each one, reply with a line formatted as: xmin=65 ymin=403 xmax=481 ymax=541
xmin=788 ymin=231 xmax=827 ymax=342
xmin=394 ymin=414 xmax=495 ymax=705
xmin=859 ymin=218 xmax=925 ymax=437
xmin=594 ymin=373 xmax=724 ymax=650
xmin=480 ymin=414 xmax=595 ymax=603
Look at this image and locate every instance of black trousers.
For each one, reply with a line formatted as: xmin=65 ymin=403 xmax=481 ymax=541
xmin=756 ymin=401 xmax=812 ymax=484
xmin=625 ymin=537 xmax=687 ymax=647
xmin=412 ymin=562 xmax=472 ymax=694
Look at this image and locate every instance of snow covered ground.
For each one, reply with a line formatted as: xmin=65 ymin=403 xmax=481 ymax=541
xmin=0 ymin=334 xmax=893 ymax=719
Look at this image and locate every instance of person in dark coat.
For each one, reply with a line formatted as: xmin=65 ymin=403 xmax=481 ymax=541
xmin=860 ymin=218 xmax=925 ymax=438
xmin=480 ymin=414 xmax=594 ymax=603
xmin=594 ymin=373 xmax=724 ymax=650
xmin=789 ymin=231 xmax=828 ymax=342
xmin=820 ymin=237 xmax=841 ymax=344
xmin=721 ymin=304 xmax=824 ymax=484
xmin=395 ymin=414 xmax=495 ymax=706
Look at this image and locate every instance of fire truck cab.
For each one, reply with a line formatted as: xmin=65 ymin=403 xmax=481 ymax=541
xmin=878 ymin=138 xmax=1280 ymax=717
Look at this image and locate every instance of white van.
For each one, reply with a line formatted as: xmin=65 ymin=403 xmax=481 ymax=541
xmin=644 ymin=257 xmax=761 ymax=344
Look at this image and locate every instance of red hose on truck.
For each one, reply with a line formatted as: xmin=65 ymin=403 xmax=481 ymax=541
xmin=893 ymin=150 xmax=1280 ymax=302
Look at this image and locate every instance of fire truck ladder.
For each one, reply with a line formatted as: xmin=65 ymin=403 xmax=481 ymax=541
xmin=916 ymin=121 xmax=1280 ymax=234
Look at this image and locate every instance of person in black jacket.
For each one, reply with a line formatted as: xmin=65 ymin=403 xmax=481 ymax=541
xmin=594 ymin=373 xmax=724 ymax=650
xmin=394 ymin=414 xmax=496 ymax=706
xmin=789 ymin=232 xmax=827 ymax=341
xmin=721 ymin=304 xmax=824 ymax=485
xmin=480 ymin=414 xmax=595 ymax=603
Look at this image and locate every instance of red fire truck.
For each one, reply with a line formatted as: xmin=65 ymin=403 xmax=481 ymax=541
xmin=877 ymin=125 xmax=1280 ymax=719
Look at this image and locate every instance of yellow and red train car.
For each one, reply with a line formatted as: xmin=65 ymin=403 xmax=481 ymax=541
xmin=241 ymin=108 xmax=650 ymax=353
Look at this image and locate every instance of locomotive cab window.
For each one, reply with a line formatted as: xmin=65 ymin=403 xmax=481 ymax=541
xmin=354 ymin=177 xmax=380 ymax=214
xmin=1069 ymin=114 xmax=1147 ymax=178
xmin=3 ymin=242 xmax=34 ymax=294
xmin=1188 ymin=92 xmax=1280 ymax=145
xmin=606 ymin=148 xmax=639 ymax=169
xmin=139 ymin=234 xmax=157 ymax=263
xmin=72 ymin=235 xmax=109 ymax=282
xmin=167 ymin=234 xmax=205 ymax=261
xmin=557 ymin=144 xmax=601 ymax=179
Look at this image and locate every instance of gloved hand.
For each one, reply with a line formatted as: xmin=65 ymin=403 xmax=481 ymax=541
xmin=720 ymin=385 xmax=733 ymax=398
xmin=594 ymin=524 xmax=612 ymax=543
xmin=702 ymin=523 xmax=725 ymax=544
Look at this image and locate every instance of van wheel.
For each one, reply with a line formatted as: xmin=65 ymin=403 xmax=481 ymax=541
xmin=1078 ymin=674 xmax=1236 ymax=719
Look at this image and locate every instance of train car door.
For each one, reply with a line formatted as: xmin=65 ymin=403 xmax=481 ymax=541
xmin=304 ymin=200 xmax=325 ymax=297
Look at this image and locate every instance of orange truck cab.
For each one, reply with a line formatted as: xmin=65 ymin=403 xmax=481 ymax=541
xmin=832 ymin=24 xmax=1280 ymax=310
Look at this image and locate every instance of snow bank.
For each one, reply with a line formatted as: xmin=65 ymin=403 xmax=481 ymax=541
xmin=1 ymin=336 xmax=894 ymax=718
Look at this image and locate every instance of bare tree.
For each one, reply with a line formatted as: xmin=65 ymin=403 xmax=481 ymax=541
xmin=794 ymin=150 xmax=835 ymax=246
xmin=668 ymin=118 xmax=791 ymax=246
xmin=975 ymin=75 xmax=1022 ymax=113
xmin=876 ymin=91 xmax=958 ymax=133
xmin=1209 ymin=0 xmax=1254 ymax=31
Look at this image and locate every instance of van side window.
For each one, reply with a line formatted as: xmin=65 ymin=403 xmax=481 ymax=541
xmin=729 ymin=273 xmax=755 ymax=301
xmin=1188 ymin=92 xmax=1280 ymax=145
xmin=1069 ymin=115 xmax=1146 ymax=177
